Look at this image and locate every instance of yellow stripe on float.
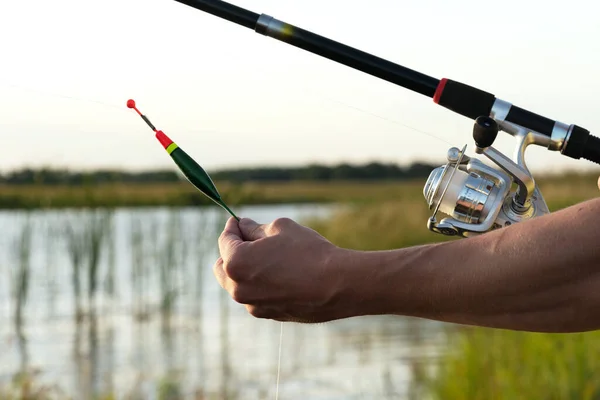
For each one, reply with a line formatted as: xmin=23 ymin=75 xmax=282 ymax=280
xmin=166 ymin=143 xmax=179 ymax=154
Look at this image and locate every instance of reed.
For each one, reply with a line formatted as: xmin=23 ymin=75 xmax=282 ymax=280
xmin=158 ymin=210 xmax=180 ymax=321
xmin=65 ymin=215 xmax=86 ymax=321
xmin=0 ymin=371 xmax=67 ymax=400
xmin=84 ymin=210 xmax=112 ymax=314
xmin=130 ymin=215 xmax=149 ymax=321
xmin=11 ymin=214 xmax=32 ymax=330
xmin=104 ymin=211 xmax=117 ymax=311
xmin=44 ymin=219 xmax=58 ymax=319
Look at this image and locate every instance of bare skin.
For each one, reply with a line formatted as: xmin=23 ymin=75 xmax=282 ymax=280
xmin=214 ymin=180 xmax=600 ymax=333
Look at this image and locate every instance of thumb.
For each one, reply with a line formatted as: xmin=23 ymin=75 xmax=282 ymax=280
xmin=239 ymin=218 xmax=267 ymax=241
xmin=597 ymin=176 xmax=600 ymax=191
xmin=218 ymin=217 xmax=243 ymax=256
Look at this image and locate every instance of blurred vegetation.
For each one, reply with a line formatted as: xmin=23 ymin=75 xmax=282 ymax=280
xmin=414 ymin=327 xmax=600 ymax=400
xmin=1 ymin=166 xmax=599 ymax=399
xmin=0 ymin=161 xmax=438 ymax=209
xmin=0 ymin=162 xmax=435 ymax=185
xmin=0 ymin=180 xmax=421 ymax=209
xmin=0 ymin=167 xmax=597 ymax=210
xmin=0 ymin=370 xmax=213 ymax=400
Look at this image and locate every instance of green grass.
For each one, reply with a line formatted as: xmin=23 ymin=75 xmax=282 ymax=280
xmin=414 ymin=327 xmax=600 ymax=400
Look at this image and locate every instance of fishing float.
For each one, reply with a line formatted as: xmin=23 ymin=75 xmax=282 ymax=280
xmin=126 ymin=99 xmax=239 ymax=221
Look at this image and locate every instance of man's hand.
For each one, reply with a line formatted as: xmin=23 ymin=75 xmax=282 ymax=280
xmin=214 ymin=217 xmax=367 ymax=323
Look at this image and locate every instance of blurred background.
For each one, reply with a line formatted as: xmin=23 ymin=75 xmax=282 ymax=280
xmin=2 ymin=0 xmax=600 ymax=399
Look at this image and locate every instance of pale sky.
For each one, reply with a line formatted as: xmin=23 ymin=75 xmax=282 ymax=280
xmin=1 ymin=0 xmax=599 ymax=175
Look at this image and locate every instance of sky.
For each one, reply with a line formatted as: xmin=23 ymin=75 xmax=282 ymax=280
xmin=1 ymin=0 xmax=600 ymax=176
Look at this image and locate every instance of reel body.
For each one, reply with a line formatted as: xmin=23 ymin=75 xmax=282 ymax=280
xmin=424 ymin=116 xmax=550 ymax=238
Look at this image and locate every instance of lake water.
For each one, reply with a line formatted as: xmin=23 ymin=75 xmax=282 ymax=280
xmin=0 ymin=204 xmax=445 ymax=399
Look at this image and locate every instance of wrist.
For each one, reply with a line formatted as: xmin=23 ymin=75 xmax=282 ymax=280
xmin=330 ymin=244 xmax=443 ymax=319
xmin=327 ymin=246 xmax=403 ymax=318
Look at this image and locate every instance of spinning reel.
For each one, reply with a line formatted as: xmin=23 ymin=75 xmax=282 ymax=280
xmin=424 ymin=115 xmax=553 ymax=238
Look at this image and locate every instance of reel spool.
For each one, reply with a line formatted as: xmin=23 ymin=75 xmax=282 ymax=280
xmin=424 ymin=116 xmax=550 ymax=238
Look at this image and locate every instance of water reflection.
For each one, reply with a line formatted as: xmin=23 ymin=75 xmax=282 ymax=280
xmin=0 ymin=204 xmax=443 ymax=399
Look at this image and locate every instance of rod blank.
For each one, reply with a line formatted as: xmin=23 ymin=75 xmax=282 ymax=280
xmin=172 ymin=0 xmax=439 ymax=97
xmin=173 ymin=0 xmax=260 ymax=29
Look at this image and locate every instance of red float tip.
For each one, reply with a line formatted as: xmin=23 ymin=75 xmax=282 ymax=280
xmin=155 ymin=130 xmax=174 ymax=149
xmin=126 ymin=98 xmax=143 ymax=116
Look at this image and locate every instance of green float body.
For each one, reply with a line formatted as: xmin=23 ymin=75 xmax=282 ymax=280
xmin=154 ymin=129 xmax=239 ymax=221
xmin=170 ymin=146 xmax=239 ymax=220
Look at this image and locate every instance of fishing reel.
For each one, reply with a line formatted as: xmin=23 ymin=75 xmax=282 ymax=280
xmin=424 ymin=116 xmax=551 ymax=238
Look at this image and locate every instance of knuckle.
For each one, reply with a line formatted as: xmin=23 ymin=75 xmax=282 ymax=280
xmin=218 ymin=230 xmax=228 ymax=245
xmin=270 ymin=217 xmax=293 ymax=232
xmin=249 ymin=224 xmax=264 ymax=239
xmin=212 ymin=257 xmax=223 ymax=273
xmin=223 ymin=249 xmax=247 ymax=281
xmin=230 ymin=284 xmax=249 ymax=304
xmin=246 ymin=305 xmax=272 ymax=319
xmin=223 ymin=260 xmax=243 ymax=282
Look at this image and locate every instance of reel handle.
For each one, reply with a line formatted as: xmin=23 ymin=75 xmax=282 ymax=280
xmin=473 ymin=116 xmax=499 ymax=149
xmin=581 ymin=134 xmax=600 ymax=165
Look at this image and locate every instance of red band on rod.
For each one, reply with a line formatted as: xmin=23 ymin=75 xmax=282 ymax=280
xmin=433 ymin=78 xmax=448 ymax=104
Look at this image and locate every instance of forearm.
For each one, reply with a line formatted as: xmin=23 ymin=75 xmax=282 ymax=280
xmin=342 ymin=197 xmax=600 ymax=333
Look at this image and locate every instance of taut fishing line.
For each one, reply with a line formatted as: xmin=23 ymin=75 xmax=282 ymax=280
xmin=2 ymin=82 xmax=130 ymax=113
xmin=1 ymin=81 xmax=454 ymax=144
xmin=275 ymin=322 xmax=283 ymax=399
xmin=305 ymin=88 xmax=454 ymax=147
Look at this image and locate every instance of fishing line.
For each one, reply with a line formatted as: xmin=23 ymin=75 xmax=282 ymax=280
xmin=304 ymin=88 xmax=454 ymax=147
xmin=2 ymin=82 xmax=129 ymax=113
xmin=3 ymin=81 xmax=453 ymax=145
xmin=275 ymin=322 xmax=283 ymax=400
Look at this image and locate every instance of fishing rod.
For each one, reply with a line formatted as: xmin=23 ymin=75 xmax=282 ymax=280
xmin=171 ymin=0 xmax=599 ymax=237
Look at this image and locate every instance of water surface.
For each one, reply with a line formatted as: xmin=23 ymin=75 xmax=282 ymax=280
xmin=0 ymin=204 xmax=444 ymax=399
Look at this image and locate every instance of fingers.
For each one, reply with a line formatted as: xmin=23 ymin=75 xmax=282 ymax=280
xmin=212 ymin=257 xmax=229 ymax=291
xmin=218 ymin=217 xmax=244 ymax=257
xmin=214 ymin=257 xmax=246 ymax=300
xmin=214 ymin=257 xmax=259 ymax=305
xmin=597 ymin=176 xmax=600 ymax=191
xmin=239 ymin=218 xmax=268 ymax=241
